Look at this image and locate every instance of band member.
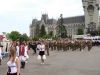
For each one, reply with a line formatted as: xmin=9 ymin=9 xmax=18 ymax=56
xmin=7 ymin=47 xmax=20 ymax=75
xmin=37 ymin=41 xmax=46 ymax=64
xmin=19 ymin=42 xmax=26 ymax=69
xmin=24 ymin=42 xmax=29 ymax=63
xmin=87 ymin=40 xmax=92 ymax=51
xmin=16 ymin=43 xmax=19 ymax=57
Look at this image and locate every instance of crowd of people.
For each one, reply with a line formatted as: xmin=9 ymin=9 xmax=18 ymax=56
xmin=0 ymin=40 xmax=47 ymax=75
xmin=0 ymin=38 xmax=94 ymax=75
xmin=29 ymin=39 xmax=93 ymax=55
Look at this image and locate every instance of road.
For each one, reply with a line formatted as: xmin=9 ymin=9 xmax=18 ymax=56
xmin=0 ymin=46 xmax=100 ymax=75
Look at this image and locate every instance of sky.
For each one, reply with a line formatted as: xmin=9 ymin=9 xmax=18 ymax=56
xmin=0 ymin=0 xmax=95 ymax=36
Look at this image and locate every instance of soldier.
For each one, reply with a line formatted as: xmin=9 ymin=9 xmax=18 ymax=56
xmin=67 ymin=39 xmax=71 ymax=51
xmin=62 ymin=40 xmax=66 ymax=51
xmin=49 ymin=41 xmax=54 ymax=51
xmin=45 ymin=41 xmax=50 ymax=56
xmin=60 ymin=40 xmax=63 ymax=51
xmin=70 ymin=39 xmax=75 ymax=51
xmin=53 ymin=40 xmax=57 ymax=51
xmin=82 ymin=39 xmax=86 ymax=50
xmin=74 ymin=40 xmax=79 ymax=50
xmin=57 ymin=40 xmax=61 ymax=51
xmin=87 ymin=40 xmax=92 ymax=51
xmin=79 ymin=40 xmax=83 ymax=51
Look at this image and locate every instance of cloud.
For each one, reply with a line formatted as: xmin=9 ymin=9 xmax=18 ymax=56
xmin=0 ymin=0 xmax=84 ymax=18
xmin=0 ymin=0 xmax=97 ymax=35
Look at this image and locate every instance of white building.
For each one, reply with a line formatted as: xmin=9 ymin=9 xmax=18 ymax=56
xmin=82 ymin=0 xmax=100 ymax=33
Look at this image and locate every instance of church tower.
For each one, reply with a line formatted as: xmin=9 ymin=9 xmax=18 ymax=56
xmin=41 ymin=14 xmax=48 ymax=24
xmin=82 ymin=0 xmax=99 ymax=33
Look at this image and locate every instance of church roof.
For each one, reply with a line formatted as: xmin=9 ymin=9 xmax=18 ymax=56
xmin=36 ymin=21 xmax=41 ymax=25
xmin=63 ymin=16 xmax=85 ymax=24
xmin=31 ymin=15 xmax=85 ymax=26
xmin=47 ymin=19 xmax=57 ymax=25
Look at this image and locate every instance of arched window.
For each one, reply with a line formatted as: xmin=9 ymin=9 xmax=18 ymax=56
xmin=87 ymin=5 xmax=94 ymax=11
xmin=87 ymin=5 xmax=94 ymax=16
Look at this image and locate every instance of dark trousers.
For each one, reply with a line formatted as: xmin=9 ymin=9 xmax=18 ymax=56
xmin=21 ymin=61 xmax=25 ymax=69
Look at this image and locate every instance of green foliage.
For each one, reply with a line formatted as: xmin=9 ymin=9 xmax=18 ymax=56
xmin=57 ymin=14 xmax=67 ymax=38
xmin=8 ymin=31 xmax=29 ymax=41
xmin=19 ymin=33 xmax=29 ymax=42
xmin=77 ymin=28 xmax=84 ymax=35
xmin=48 ymin=31 xmax=53 ymax=37
xmin=97 ymin=26 xmax=100 ymax=35
xmin=39 ymin=24 xmax=46 ymax=37
xmin=32 ymin=36 xmax=39 ymax=41
xmin=8 ymin=31 xmax=21 ymax=41
xmin=90 ymin=30 xmax=98 ymax=36
xmin=61 ymin=25 xmax=67 ymax=38
xmin=35 ymin=24 xmax=40 ymax=36
xmin=52 ymin=35 xmax=58 ymax=40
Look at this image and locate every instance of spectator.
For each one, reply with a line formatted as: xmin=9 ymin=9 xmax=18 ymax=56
xmin=7 ymin=47 xmax=20 ymax=75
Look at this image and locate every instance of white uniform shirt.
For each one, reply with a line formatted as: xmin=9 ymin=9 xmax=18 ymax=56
xmin=16 ymin=46 xmax=19 ymax=57
xmin=7 ymin=57 xmax=18 ymax=73
xmin=25 ymin=46 xmax=28 ymax=57
xmin=41 ymin=44 xmax=45 ymax=51
xmin=37 ymin=44 xmax=41 ymax=50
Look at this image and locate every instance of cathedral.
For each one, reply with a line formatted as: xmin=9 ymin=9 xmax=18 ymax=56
xmin=29 ymin=0 xmax=100 ymax=38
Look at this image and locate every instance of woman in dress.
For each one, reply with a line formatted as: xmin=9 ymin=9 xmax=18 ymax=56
xmin=7 ymin=47 xmax=20 ymax=75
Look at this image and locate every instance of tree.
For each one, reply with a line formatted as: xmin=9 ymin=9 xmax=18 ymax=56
xmin=87 ymin=29 xmax=98 ymax=36
xmin=61 ymin=25 xmax=67 ymax=38
xmin=97 ymin=26 xmax=100 ymax=35
xmin=19 ymin=33 xmax=29 ymax=42
xmin=48 ymin=31 xmax=53 ymax=37
xmin=57 ymin=14 xmax=67 ymax=38
xmin=35 ymin=24 xmax=40 ymax=36
xmin=8 ymin=31 xmax=21 ymax=41
xmin=77 ymin=28 xmax=84 ymax=35
xmin=32 ymin=36 xmax=39 ymax=41
xmin=39 ymin=24 xmax=46 ymax=37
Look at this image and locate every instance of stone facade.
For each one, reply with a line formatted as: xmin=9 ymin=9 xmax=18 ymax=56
xmin=30 ymin=14 xmax=57 ymax=38
xmin=62 ymin=16 xmax=85 ymax=37
xmin=82 ymin=0 xmax=100 ymax=33
xmin=30 ymin=14 xmax=85 ymax=38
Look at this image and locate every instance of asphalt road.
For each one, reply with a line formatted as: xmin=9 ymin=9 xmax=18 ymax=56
xmin=0 ymin=46 xmax=100 ymax=75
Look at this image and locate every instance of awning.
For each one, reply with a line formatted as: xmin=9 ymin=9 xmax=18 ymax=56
xmin=0 ymin=35 xmax=5 ymax=41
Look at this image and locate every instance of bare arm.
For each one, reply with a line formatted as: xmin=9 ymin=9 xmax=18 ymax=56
xmin=16 ymin=58 xmax=20 ymax=75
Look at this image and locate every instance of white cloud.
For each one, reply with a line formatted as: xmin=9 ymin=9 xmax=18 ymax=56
xmin=1 ymin=0 xmax=97 ymax=35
